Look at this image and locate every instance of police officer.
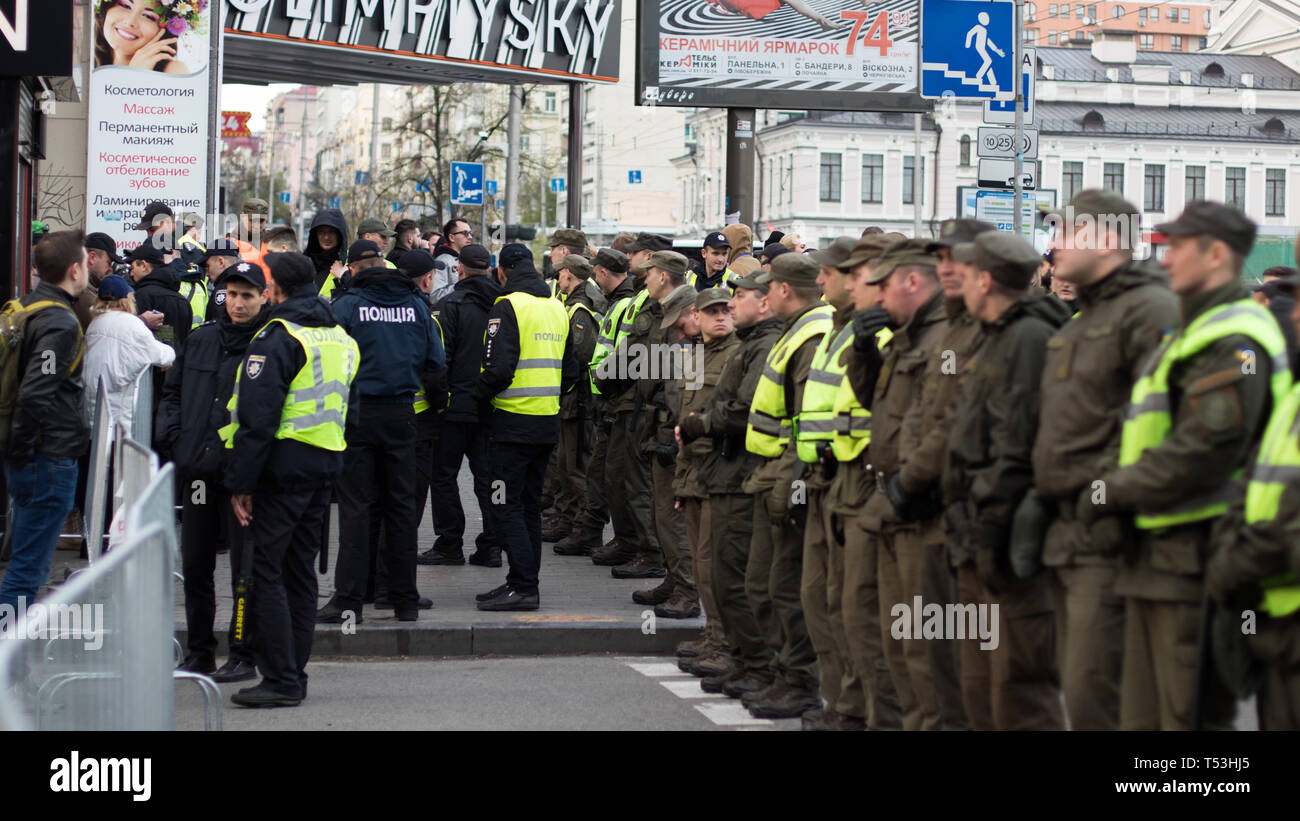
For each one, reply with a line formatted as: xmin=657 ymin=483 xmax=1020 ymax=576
xmin=472 ymin=244 xmax=578 ymax=611
xmin=678 ymin=274 xmax=784 ymax=696
xmin=177 ymin=213 xmax=209 ymax=330
xmin=698 ymin=231 xmax=730 ymax=290
xmin=1032 ymin=191 xmax=1180 ymax=730
xmin=791 ymin=236 xmax=868 ymax=731
xmin=423 ymin=243 xmax=503 ymax=566
xmin=1087 ymin=201 xmax=1290 ymax=729
xmin=557 ymin=248 xmax=635 ymax=557
xmin=162 ymin=261 xmax=269 ymax=682
xmin=944 ymin=231 xmax=1071 ymax=730
xmin=223 ymin=253 xmax=361 ymax=707
xmin=547 ymin=254 xmax=603 ymax=550
xmin=317 ymin=239 xmax=446 ymax=624
xmin=201 ymin=241 xmax=242 ymax=321
xmin=741 ymin=253 xmax=833 ymax=720
xmin=671 ymin=288 xmax=741 ymax=674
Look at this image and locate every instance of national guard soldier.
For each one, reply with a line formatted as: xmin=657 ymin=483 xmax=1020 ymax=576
xmin=677 ymin=273 xmax=785 ymax=697
xmin=850 ymin=239 xmax=966 ymax=731
xmin=472 ymin=244 xmax=579 ymax=611
xmin=792 ymin=236 xmax=869 ymax=730
xmin=548 ymin=254 xmax=603 ymax=552
xmin=837 ymin=235 xmax=904 ymax=730
xmin=317 ymin=240 xmax=446 ymax=625
xmin=556 ymin=248 xmax=634 ymax=557
xmin=546 ymin=227 xmax=590 ymax=303
xmin=671 ymin=288 xmax=741 ymax=674
xmin=1087 ymin=201 xmax=1291 ymax=730
xmin=741 ymin=253 xmax=834 ymax=719
xmin=1207 ymin=294 xmax=1300 ymax=728
xmin=1032 ymin=191 xmax=1180 ymax=730
xmin=944 ymin=231 xmax=1071 ymax=730
xmin=222 ymin=253 xmax=361 ymax=707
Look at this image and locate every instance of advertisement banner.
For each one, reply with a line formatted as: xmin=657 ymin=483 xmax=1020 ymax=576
xmin=85 ymin=0 xmax=213 ymax=253
xmin=638 ymin=0 xmax=926 ymax=112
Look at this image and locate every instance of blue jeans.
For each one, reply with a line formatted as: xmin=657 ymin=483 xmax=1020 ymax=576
xmin=1 ymin=455 xmax=79 ymax=609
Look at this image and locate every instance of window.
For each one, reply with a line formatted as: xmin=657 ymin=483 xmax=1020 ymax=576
xmin=1180 ymin=7 xmax=1189 ymax=23
xmin=544 ymin=91 xmax=557 ymax=113
xmin=1167 ymin=7 xmax=1178 ymax=21
xmin=1267 ymin=169 xmax=1286 ymax=216
xmin=1063 ymin=161 xmax=1084 ymax=201
xmin=1199 ymin=37 xmax=1208 ymax=50
xmin=1088 ymin=5 xmax=1097 ymax=18
xmin=1061 ymin=4 xmax=1069 ymax=15
xmin=1048 ymin=30 xmax=1057 ymax=44
xmin=1139 ymin=34 xmax=1154 ymax=49
xmin=382 ymin=117 xmax=393 ymax=131
xmin=1144 ymin=164 xmax=1165 ymax=211
xmin=1225 ymin=167 xmax=1246 ymax=208
xmin=959 ymin=135 xmax=971 ymax=167
xmin=861 ymin=154 xmax=883 ymax=202
xmin=1025 ymin=3 xmax=1036 ymax=20
xmin=1075 ymin=5 xmax=1085 ymax=17
xmin=1203 ymin=10 xmax=1211 ymax=27
xmin=521 ymin=134 xmax=531 ymax=152
xmin=903 ymin=156 xmax=925 ymax=205
xmin=1185 ymin=165 xmax=1205 ymax=202
xmin=1171 ymin=35 xmax=1183 ymax=51
xmin=1025 ymin=28 xmax=1037 ymax=42
xmin=1049 ymin=3 xmax=1057 ymax=16
xmin=381 ymin=143 xmax=392 ymax=160
xmin=1104 ymin=162 xmax=1124 ymax=194
xmin=1113 ymin=5 xmax=1124 ymax=18
xmin=820 ymin=152 xmax=842 ymax=202
xmin=1138 ymin=7 xmax=1146 ymax=24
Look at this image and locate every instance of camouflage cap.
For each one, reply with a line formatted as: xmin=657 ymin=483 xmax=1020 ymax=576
xmin=646 ymin=249 xmax=689 ymax=278
xmin=866 ymin=239 xmax=937 ymax=284
xmin=952 ymin=231 xmax=1041 ymax=290
xmin=242 ymin=198 xmax=270 ymax=216
xmin=809 ymin=236 xmax=857 ymax=268
xmin=837 ymin=234 xmax=900 ymax=272
xmin=927 ymin=218 xmax=997 ymax=251
xmin=660 ymin=284 xmax=700 ymax=329
xmin=357 ymin=218 xmax=396 ymax=238
xmin=768 ymin=252 xmax=820 ymax=286
xmin=695 ymin=287 xmax=732 ymax=311
xmin=550 ymin=227 xmax=589 ymax=250
xmin=558 ymin=253 xmax=593 ymax=280
xmin=629 ymin=232 xmax=673 ymax=253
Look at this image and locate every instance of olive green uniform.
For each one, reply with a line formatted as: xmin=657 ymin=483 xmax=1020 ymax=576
xmin=555 ymin=286 xmax=601 ymax=534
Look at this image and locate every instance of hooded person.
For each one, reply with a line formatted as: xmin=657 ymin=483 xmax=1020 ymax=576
xmin=722 ymin=224 xmax=754 ymax=266
xmin=304 ymin=208 xmax=349 ymax=292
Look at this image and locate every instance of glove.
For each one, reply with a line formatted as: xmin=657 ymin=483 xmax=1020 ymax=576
xmin=654 ymin=443 xmax=678 ymax=467
xmin=1009 ymin=491 xmax=1049 ymax=579
xmin=679 ymin=412 xmax=706 ymax=443
xmin=851 ymin=306 xmax=892 ymax=355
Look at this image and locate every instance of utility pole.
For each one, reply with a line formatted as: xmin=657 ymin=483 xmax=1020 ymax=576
xmin=724 ymin=108 xmax=756 ymax=227
xmin=566 ymin=81 xmax=582 ymax=229
xmin=370 ymin=83 xmax=380 ymax=218
xmin=1013 ymin=0 xmax=1025 ymax=235
xmin=506 ymin=85 xmax=522 ymax=229
xmin=298 ymin=91 xmax=309 ymax=237
xmin=268 ymin=113 xmax=277 ymax=229
xmin=913 ymin=113 xmax=922 ymax=237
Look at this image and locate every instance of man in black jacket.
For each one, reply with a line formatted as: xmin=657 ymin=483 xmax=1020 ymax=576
xmin=423 ymin=243 xmax=502 ymax=566
xmin=161 ymin=261 xmax=269 ymax=681
xmin=304 ymin=208 xmax=349 ymax=292
xmin=223 ymin=253 xmax=361 ymax=707
xmin=0 ymin=231 xmax=90 ymax=609
xmin=128 ymin=242 xmax=193 ymax=351
xmin=472 ymin=244 xmax=580 ymax=610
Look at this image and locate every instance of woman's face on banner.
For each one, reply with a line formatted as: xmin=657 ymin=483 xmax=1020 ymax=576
xmin=104 ymin=1 xmax=166 ymax=58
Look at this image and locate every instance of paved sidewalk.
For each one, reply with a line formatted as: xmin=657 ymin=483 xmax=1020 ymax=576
xmin=173 ymin=466 xmax=704 ymax=657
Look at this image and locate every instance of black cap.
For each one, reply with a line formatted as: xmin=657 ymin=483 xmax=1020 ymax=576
xmin=927 ymin=218 xmax=997 ymax=251
xmin=761 ymin=244 xmax=790 ymax=264
xmin=629 ymin=232 xmax=672 ymax=253
xmin=459 ymin=243 xmax=492 ymax=270
xmin=594 ymin=248 xmax=629 ymax=274
xmin=127 ymin=243 xmax=166 ymax=266
xmin=216 ymin=260 xmax=266 ymax=291
xmin=202 ymin=239 xmax=241 ymax=261
xmin=135 ymin=201 xmax=174 ymax=232
xmin=766 ymin=230 xmax=786 ymax=245
xmin=703 ymin=231 xmax=731 ymax=250
xmin=347 ymin=239 xmax=384 ymax=263
xmin=400 ymin=250 xmax=437 ymax=279
xmin=499 ymin=243 xmax=535 ymax=272
xmin=264 ymin=252 xmax=315 ymax=290
xmin=1155 ymin=201 xmax=1257 ymax=257
xmin=84 ymin=232 xmax=124 ymax=263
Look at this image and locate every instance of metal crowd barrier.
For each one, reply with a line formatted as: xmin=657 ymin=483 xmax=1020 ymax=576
xmin=0 ymin=436 xmax=221 ymax=731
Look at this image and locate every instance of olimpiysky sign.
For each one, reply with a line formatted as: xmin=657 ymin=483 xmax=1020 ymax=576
xmin=225 ymin=0 xmax=621 ymax=83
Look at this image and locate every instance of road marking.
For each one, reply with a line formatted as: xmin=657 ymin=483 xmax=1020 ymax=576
xmin=619 ymin=658 xmax=776 ymax=728
xmin=659 ymin=679 xmax=719 ymax=699
xmin=695 ymin=702 xmax=773 ymax=727
xmin=625 ymin=662 xmax=683 ymax=678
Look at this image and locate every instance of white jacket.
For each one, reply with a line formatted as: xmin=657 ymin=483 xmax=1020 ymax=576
xmin=83 ymin=310 xmax=176 ymax=432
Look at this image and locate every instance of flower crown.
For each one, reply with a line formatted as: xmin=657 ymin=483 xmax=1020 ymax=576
xmin=97 ymin=0 xmax=210 ymax=38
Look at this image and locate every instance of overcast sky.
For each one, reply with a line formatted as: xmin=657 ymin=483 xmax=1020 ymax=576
xmin=221 ymin=83 xmax=300 ymax=132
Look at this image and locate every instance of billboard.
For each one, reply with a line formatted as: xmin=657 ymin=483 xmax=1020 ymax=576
xmin=637 ymin=0 xmax=926 ymax=112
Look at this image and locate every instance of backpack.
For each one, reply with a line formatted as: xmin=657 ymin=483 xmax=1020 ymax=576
xmin=0 ymin=298 xmax=83 ymax=454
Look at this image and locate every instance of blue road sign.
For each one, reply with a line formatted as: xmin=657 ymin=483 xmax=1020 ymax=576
xmin=328 ymin=197 xmax=341 ymax=209
xmin=920 ymin=0 xmax=1015 ymax=101
xmin=415 ymin=178 xmax=432 ymax=193
xmin=628 ymin=170 xmax=642 ymax=184
xmin=450 ymin=161 xmax=484 ymax=206
xmin=496 ymin=198 xmax=505 ymax=210
xmin=550 ymin=177 xmax=565 ymax=193
xmin=279 ymin=191 xmax=290 ymax=204
xmin=393 ymin=201 xmax=403 ymax=212
xmin=486 ymin=180 xmax=498 ymax=196
xmin=355 ymin=171 xmax=371 ymax=186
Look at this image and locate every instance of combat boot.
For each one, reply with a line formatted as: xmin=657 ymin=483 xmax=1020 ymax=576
xmin=541 ymin=517 xmax=571 ymax=543
xmin=740 ymin=679 xmax=786 ymax=707
xmin=590 ymin=540 xmax=636 ymax=566
xmin=632 ymin=580 xmax=673 ymax=605
xmin=724 ymin=671 xmax=775 ymax=699
xmin=553 ymin=527 xmax=602 ymax=556
xmin=653 ymin=591 xmax=700 ymax=618
xmin=675 ymin=636 xmax=708 ymax=658
xmin=682 ymin=651 xmax=736 ymax=678
xmin=801 ymin=709 xmax=867 ymax=732
xmin=701 ymin=666 xmax=747 ymax=694
xmin=611 ymin=556 xmax=667 ymax=579
xmin=749 ymin=686 xmax=822 ymax=719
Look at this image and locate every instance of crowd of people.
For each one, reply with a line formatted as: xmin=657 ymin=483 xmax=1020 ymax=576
xmin=2 ymin=189 xmax=1298 ymax=726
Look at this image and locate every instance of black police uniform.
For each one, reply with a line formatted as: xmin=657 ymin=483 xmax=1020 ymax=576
xmin=425 ymin=274 xmax=503 ymax=563
xmin=158 ymin=302 xmax=268 ymax=672
xmin=328 ymin=264 xmax=446 ymax=618
xmin=224 ymin=285 xmax=357 ymax=701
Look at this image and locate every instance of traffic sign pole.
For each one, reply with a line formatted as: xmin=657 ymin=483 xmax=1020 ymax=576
xmin=1013 ymin=0 xmax=1024 ymax=235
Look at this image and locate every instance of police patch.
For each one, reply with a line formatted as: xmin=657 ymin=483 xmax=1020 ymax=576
xmin=633 ymin=312 xmax=652 ymax=334
xmin=487 ymin=318 xmax=500 ymax=338
xmin=246 ymin=355 xmax=266 ymax=379
xmin=215 ymin=290 xmax=226 ymax=305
